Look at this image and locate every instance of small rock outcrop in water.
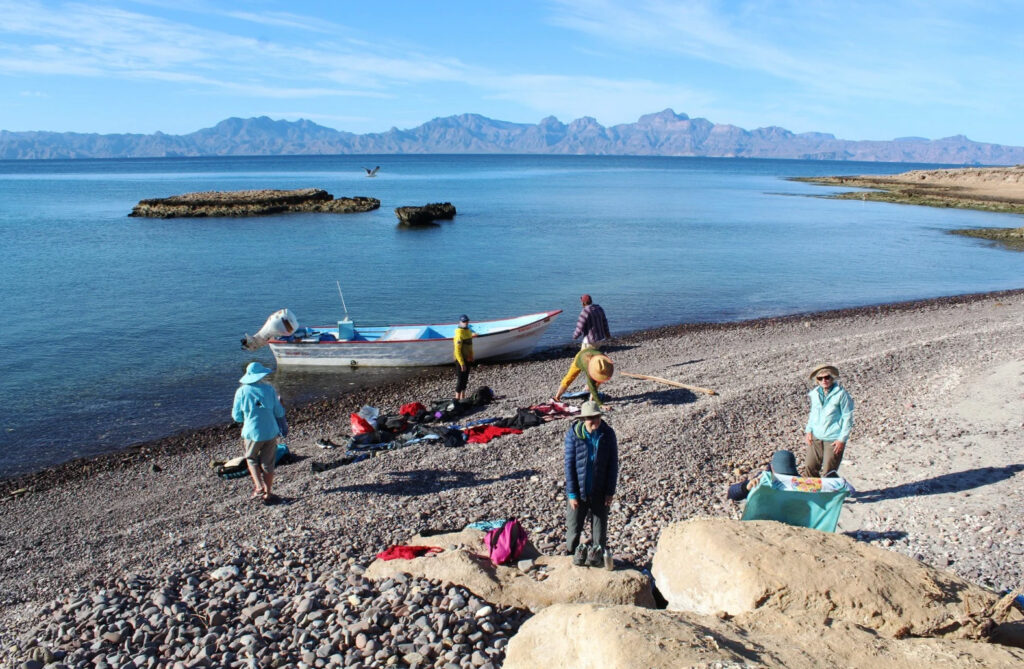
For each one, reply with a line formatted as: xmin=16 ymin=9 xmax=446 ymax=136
xmin=129 ymin=188 xmax=380 ymax=218
xmin=394 ymin=202 xmax=457 ymax=226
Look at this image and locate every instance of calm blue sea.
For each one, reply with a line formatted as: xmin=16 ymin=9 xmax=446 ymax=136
xmin=2 ymin=154 xmax=1022 ymax=477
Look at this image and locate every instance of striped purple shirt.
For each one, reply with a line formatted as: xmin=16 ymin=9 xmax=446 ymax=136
xmin=573 ymin=303 xmax=610 ymax=344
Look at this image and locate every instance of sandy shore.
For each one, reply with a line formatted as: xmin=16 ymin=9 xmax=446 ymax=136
xmin=3 ymin=289 xmax=1024 ymax=665
xmin=794 ymin=165 xmax=1024 ymax=246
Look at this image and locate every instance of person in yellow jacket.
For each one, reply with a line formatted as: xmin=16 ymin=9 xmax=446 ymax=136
xmin=453 ymin=314 xmax=475 ymax=400
xmin=553 ymin=347 xmax=614 ymax=406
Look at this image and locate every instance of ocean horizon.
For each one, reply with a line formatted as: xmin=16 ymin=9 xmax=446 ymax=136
xmin=2 ymin=153 xmax=1022 ymax=478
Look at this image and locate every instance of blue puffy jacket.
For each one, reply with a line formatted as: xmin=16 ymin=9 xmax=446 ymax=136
xmin=564 ymin=420 xmax=618 ymax=501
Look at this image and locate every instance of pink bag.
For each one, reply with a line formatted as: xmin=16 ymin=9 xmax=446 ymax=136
xmin=484 ymin=518 xmax=528 ymax=566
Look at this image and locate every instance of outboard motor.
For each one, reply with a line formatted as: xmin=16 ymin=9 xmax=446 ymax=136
xmin=241 ymin=309 xmax=298 ymax=350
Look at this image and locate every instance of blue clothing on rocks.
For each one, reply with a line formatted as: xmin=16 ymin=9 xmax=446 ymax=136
xmin=804 ymin=383 xmax=854 ymax=442
xmin=232 ymin=381 xmax=285 ymax=442
xmin=564 ymin=419 xmax=618 ymax=502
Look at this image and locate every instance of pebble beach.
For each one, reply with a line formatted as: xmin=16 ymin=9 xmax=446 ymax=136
xmin=2 ymin=288 xmax=1023 ymax=668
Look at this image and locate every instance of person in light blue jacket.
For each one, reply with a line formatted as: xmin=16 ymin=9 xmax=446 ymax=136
xmin=804 ymin=364 xmax=854 ymax=477
xmin=232 ymin=362 xmax=286 ymax=504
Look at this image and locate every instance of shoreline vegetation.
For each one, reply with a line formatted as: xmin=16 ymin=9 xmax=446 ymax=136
xmin=3 ymin=289 xmax=1024 ymax=665
xmin=792 ymin=165 xmax=1024 ymax=247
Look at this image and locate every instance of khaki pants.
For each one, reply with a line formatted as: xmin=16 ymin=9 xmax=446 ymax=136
xmin=244 ymin=438 xmax=278 ymax=473
xmin=805 ymin=438 xmax=843 ymax=478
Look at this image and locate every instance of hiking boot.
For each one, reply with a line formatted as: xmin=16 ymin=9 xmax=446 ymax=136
xmin=572 ymin=544 xmax=588 ymax=567
xmin=587 ymin=546 xmax=603 ymax=568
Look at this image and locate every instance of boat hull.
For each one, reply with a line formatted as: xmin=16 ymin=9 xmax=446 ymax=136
xmin=268 ymin=310 xmax=560 ymax=367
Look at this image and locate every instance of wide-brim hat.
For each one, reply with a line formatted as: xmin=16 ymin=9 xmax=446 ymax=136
xmin=240 ymin=361 xmax=274 ymax=384
xmin=579 ymin=400 xmax=604 ymax=418
xmin=808 ymin=364 xmax=840 ymax=381
xmin=770 ymin=450 xmax=798 ymax=476
xmin=588 ymin=354 xmax=614 ymax=383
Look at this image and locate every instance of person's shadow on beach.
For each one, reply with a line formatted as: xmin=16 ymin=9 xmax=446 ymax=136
xmin=842 ymin=529 xmax=908 ymax=542
xmin=666 ymin=358 xmax=705 ymax=367
xmin=597 ymin=343 xmax=639 ymax=354
xmin=325 ymin=468 xmax=537 ymax=497
xmin=853 ymin=464 xmax=1024 ymax=503
xmin=612 ymin=387 xmax=698 ymax=407
xmin=531 ymin=342 xmax=639 ymax=362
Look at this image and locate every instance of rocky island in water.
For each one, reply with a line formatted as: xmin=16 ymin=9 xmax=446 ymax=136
xmin=129 ymin=188 xmax=380 ymax=218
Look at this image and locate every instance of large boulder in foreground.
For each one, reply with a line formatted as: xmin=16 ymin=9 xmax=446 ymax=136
xmin=129 ymin=188 xmax=380 ymax=217
xmin=651 ymin=518 xmax=1009 ymax=640
xmin=504 ymin=603 xmax=1024 ymax=669
xmin=394 ymin=202 xmax=456 ymax=226
xmin=364 ymin=529 xmax=654 ymax=611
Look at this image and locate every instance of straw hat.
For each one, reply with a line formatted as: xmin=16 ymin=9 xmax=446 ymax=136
xmin=588 ymin=354 xmax=614 ymax=383
xmin=808 ymin=364 xmax=840 ymax=381
xmin=239 ymin=361 xmax=273 ymax=384
xmin=579 ymin=400 xmax=605 ymax=418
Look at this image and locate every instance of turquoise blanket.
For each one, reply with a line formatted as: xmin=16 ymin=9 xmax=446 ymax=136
xmin=741 ymin=472 xmax=852 ymax=532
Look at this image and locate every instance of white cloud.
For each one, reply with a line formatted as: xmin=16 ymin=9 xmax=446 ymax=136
xmin=0 ymin=1 xmax=478 ymax=98
xmin=220 ymin=10 xmax=346 ymax=34
xmin=544 ymin=0 xmax=1020 ymax=112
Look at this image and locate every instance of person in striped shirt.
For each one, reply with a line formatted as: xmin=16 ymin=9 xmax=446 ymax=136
xmin=572 ymin=294 xmax=610 ymax=349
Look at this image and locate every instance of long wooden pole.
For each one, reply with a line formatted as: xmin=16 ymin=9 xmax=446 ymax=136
xmin=620 ymin=371 xmax=718 ymax=396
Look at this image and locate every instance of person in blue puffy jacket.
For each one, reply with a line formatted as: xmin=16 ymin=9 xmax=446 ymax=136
xmin=232 ymin=362 xmax=286 ymax=504
xmin=564 ymin=401 xmax=618 ymax=569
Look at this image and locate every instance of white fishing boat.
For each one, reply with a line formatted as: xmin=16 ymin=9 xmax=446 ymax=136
xmin=242 ymin=309 xmax=562 ymax=367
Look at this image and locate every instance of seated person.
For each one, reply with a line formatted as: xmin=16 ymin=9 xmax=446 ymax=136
xmin=727 ymin=450 xmax=797 ymax=501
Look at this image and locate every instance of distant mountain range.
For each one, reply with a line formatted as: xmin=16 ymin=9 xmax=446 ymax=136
xmin=3 ymin=109 xmax=1024 ymax=164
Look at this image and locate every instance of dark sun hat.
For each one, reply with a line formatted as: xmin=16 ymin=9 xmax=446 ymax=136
xmin=769 ymin=450 xmax=798 ymax=476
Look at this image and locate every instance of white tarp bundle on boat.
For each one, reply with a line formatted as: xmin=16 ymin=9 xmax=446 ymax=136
xmin=242 ymin=309 xmax=298 ymax=351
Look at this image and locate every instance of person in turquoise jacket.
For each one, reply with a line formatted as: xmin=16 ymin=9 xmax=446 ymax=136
xmin=803 ymin=364 xmax=854 ymax=477
xmin=232 ymin=361 xmax=286 ymax=504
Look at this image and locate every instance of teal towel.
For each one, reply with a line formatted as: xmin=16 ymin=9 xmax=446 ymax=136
xmin=741 ymin=472 xmax=851 ymax=532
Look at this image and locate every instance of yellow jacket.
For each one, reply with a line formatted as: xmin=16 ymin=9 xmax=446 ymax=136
xmin=454 ymin=327 xmax=474 ymax=367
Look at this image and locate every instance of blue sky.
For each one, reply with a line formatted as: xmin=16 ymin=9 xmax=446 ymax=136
xmin=2 ymin=0 xmax=1023 ymax=145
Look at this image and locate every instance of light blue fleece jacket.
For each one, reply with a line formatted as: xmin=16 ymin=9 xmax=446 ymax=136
xmin=232 ymin=382 xmax=285 ymax=442
xmin=805 ymin=383 xmax=854 ymax=442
